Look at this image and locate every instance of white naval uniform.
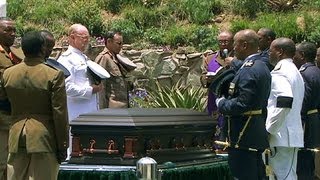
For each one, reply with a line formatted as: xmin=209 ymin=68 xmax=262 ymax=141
xmin=57 ymin=46 xmax=98 ymax=159
xmin=266 ymin=58 xmax=305 ymax=180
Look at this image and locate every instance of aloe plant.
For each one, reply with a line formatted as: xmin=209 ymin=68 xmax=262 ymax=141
xmin=147 ymin=81 xmax=207 ymax=112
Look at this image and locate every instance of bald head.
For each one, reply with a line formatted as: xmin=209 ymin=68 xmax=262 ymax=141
xmin=68 ymin=24 xmax=90 ymax=52
xmin=269 ymin=37 xmax=296 ymax=65
xmin=233 ymin=29 xmax=259 ymax=60
xmin=217 ymin=31 xmax=233 ymax=52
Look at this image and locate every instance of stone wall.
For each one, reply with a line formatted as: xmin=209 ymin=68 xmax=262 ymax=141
xmin=52 ymin=45 xmax=207 ymax=90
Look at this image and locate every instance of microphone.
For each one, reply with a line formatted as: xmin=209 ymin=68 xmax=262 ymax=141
xmin=223 ymin=49 xmax=228 ymax=58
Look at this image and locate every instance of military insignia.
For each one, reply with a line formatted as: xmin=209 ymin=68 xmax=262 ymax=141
xmin=228 ymin=82 xmax=235 ymax=96
xmin=244 ymin=60 xmax=254 ymax=67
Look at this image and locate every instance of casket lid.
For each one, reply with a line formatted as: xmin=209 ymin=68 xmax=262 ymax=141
xmin=70 ymin=108 xmax=212 ymax=127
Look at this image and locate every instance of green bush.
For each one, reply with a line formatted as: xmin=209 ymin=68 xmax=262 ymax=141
xmin=189 ymin=25 xmax=219 ymax=51
xmin=67 ymin=0 xmax=104 ymax=36
xmin=144 ymin=27 xmax=166 ymax=45
xmin=228 ymin=0 xmax=267 ymax=18
xmin=123 ymin=6 xmax=163 ymax=29
xmin=108 ymin=19 xmax=142 ymax=44
xmin=230 ymin=12 xmax=307 ymax=43
xmin=182 ymin=0 xmax=222 ymax=24
xmin=164 ymin=25 xmax=190 ymax=47
xmin=96 ymin=0 xmax=142 ymax=14
xmin=7 ymin=0 xmax=69 ymax=36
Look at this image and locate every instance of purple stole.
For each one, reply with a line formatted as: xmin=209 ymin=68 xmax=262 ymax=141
xmin=207 ymin=53 xmax=226 ymax=148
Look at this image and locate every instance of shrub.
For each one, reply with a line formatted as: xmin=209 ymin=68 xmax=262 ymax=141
xmin=230 ymin=12 xmax=308 ymax=43
xmin=189 ymin=25 xmax=219 ymax=51
xmin=107 ymin=19 xmax=142 ymax=44
xmin=144 ymin=27 xmax=166 ymax=45
xmin=228 ymin=0 xmax=267 ymax=18
xmin=182 ymin=0 xmax=222 ymax=24
xmin=96 ymin=0 xmax=142 ymax=14
xmin=164 ymin=25 xmax=190 ymax=47
xmin=67 ymin=0 xmax=104 ymax=36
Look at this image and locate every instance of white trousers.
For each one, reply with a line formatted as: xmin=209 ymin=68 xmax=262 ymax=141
xmin=269 ymin=147 xmax=298 ymax=180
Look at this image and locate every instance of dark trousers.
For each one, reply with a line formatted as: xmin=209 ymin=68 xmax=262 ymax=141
xmin=297 ymin=149 xmax=315 ymax=180
xmin=228 ymin=148 xmax=266 ymax=180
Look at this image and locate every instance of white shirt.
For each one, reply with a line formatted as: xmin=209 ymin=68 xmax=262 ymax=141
xmin=57 ymin=46 xmax=98 ymax=121
xmin=266 ymin=58 xmax=304 ymax=147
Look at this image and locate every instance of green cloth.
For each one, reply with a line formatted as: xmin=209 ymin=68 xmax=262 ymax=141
xmin=160 ymin=161 xmax=232 ymax=180
xmin=58 ymin=170 xmax=137 ymax=180
xmin=58 ymin=160 xmax=232 ymax=180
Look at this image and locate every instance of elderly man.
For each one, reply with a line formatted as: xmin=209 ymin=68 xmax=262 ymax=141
xmin=57 ymin=24 xmax=102 ymax=160
xmin=0 ymin=17 xmax=23 ymax=180
xmin=293 ymin=42 xmax=320 ymax=180
xmin=216 ymin=29 xmax=271 ymax=180
xmin=266 ymin=38 xmax=305 ymax=179
xmin=200 ymin=31 xmax=235 ymax=151
xmin=2 ymin=31 xmax=68 ymax=180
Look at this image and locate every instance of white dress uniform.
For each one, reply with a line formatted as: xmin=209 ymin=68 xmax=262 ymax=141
xmin=57 ymin=46 xmax=98 ymax=159
xmin=266 ymin=58 xmax=305 ymax=180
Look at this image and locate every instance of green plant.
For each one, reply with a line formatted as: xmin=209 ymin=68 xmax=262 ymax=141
xmin=189 ymin=25 xmax=219 ymax=51
xmin=108 ymin=19 xmax=142 ymax=44
xmin=145 ymin=81 xmax=207 ymax=112
xmin=67 ymin=0 xmax=104 ymax=36
xmin=96 ymin=0 xmax=142 ymax=14
xmin=228 ymin=0 xmax=267 ymax=18
xmin=144 ymin=27 xmax=166 ymax=45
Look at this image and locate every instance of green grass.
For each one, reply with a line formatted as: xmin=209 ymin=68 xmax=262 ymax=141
xmin=6 ymin=0 xmax=320 ymax=49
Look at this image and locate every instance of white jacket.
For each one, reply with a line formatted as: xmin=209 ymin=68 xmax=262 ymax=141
xmin=266 ymin=58 xmax=304 ymax=147
xmin=57 ymin=46 xmax=98 ymax=121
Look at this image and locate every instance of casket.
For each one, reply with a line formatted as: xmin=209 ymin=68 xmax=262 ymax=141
xmin=69 ymin=108 xmax=216 ymax=165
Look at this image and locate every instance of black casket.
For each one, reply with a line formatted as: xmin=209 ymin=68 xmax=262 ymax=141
xmin=69 ymin=108 xmax=216 ymax=165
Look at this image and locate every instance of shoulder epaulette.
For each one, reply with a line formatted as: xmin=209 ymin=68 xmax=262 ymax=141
xmin=243 ymin=60 xmax=255 ymax=67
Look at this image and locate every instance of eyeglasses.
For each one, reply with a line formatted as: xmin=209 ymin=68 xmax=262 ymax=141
xmin=73 ymin=34 xmax=90 ymax=40
xmin=218 ymin=40 xmax=231 ymax=45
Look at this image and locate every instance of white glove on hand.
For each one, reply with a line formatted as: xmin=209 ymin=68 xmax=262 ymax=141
xmin=215 ymin=96 xmax=225 ymax=107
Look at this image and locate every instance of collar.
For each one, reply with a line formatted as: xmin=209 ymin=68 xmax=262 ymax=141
xmin=299 ymin=62 xmax=315 ymax=71
xmin=0 ymin=45 xmax=8 ymax=54
xmin=24 ymin=57 xmax=45 ymax=63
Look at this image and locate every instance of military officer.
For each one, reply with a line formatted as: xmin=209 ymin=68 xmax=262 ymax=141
xmin=266 ymin=38 xmax=305 ymax=180
xmin=293 ymin=42 xmax=320 ymax=180
xmin=1 ymin=31 xmax=69 ymax=180
xmin=95 ymin=31 xmax=134 ymax=108
xmin=40 ymin=30 xmax=70 ymax=77
xmin=0 ymin=17 xmax=23 ymax=180
xmin=57 ymin=24 xmax=102 ymax=160
xmin=257 ymin=28 xmax=276 ymax=71
xmin=216 ymin=29 xmax=271 ymax=180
